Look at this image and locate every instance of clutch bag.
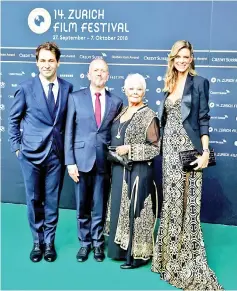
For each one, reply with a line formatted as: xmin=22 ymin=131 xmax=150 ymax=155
xmin=107 ymin=146 xmax=133 ymax=171
xmin=179 ymin=148 xmax=216 ymax=171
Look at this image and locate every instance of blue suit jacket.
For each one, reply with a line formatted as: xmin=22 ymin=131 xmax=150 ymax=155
xmin=8 ymin=75 xmax=73 ymax=164
xmin=159 ymin=74 xmax=210 ymax=153
xmin=64 ymin=87 xmax=123 ymax=173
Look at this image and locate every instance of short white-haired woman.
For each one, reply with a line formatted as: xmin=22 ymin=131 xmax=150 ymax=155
xmin=104 ymin=73 xmax=160 ymax=269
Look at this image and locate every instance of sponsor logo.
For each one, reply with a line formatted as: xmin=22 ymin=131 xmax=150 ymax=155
xmin=31 ymin=72 xmax=37 ymax=77
xmin=156 ymin=88 xmax=162 ymax=93
xmin=211 ymin=115 xmax=228 ymax=120
xmin=111 ymin=55 xmax=139 ymax=60
xmin=60 ymin=74 xmax=74 ymax=78
xmin=143 ymin=97 xmax=148 ymax=104
xmin=61 ymin=54 xmax=76 ymax=58
xmin=210 ymin=139 xmax=227 ymax=145
xmin=216 ymin=153 xmax=237 ymax=158
xmin=211 ymin=128 xmax=236 ymax=133
xmin=211 ymin=77 xmax=216 ymax=83
xmin=210 ymin=90 xmax=230 ymax=95
xmin=11 ymin=84 xmax=18 ymax=87
xmin=0 ymin=104 xmax=5 ymax=110
xmin=105 ymin=86 xmax=114 ymax=92
xmin=80 ymin=74 xmax=85 ymax=79
xmin=28 ymin=8 xmax=51 ymax=34
xmin=8 ymin=71 xmax=25 ymax=76
xmin=157 ymin=76 xmax=163 ymax=82
xmin=209 ymin=102 xmax=215 ymax=108
xmin=0 ymin=126 xmax=5 ymax=132
xmin=109 ymin=75 xmax=124 ymax=80
xmin=156 ymin=100 xmax=161 ymax=106
xmin=215 ymin=103 xmax=237 ymax=108
xmin=0 ymin=82 xmax=6 ymax=88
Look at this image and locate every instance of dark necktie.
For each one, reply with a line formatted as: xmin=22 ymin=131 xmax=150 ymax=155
xmin=95 ymin=92 xmax=101 ymax=127
xmin=47 ymin=83 xmax=55 ymax=117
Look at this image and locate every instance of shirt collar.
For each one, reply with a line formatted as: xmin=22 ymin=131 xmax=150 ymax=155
xmin=90 ymin=86 xmax=106 ymax=97
xmin=39 ymin=74 xmax=58 ymax=87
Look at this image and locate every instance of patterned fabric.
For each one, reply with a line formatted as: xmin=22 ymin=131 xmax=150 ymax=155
xmin=114 ymin=171 xmax=130 ymax=250
xmin=115 ymin=106 xmax=160 ymax=161
xmin=105 ymin=106 xmax=159 ymax=262
xmin=152 ymin=99 xmax=223 ymax=290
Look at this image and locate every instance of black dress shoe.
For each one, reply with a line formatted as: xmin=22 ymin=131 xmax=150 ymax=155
xmin=76 ymin=246 xmax=91 ymax=262
xmin=30 ymin=243 xmax=44 ymax=263
xmin=120 ymin=260 xmax=148 ymax=269
xmin=120 ymin=263 xmax=134 ymax=269
xmin=44 ymin=243 xmax=57 ymax=262
xmin=93 ymin=247 xmax=105 ymax=262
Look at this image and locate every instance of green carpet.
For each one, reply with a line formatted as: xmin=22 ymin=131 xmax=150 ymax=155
xmin=1 ymin=203 xmax=237 ymax=290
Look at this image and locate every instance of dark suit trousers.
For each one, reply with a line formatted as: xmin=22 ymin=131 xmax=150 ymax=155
xmin=18 ymin=150 xmax=64 ymax=244
xmin=75 ymin=165 xmax=109 ymax=247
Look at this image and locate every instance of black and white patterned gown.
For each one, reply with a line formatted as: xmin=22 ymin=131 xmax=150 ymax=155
xmin=152 ymin=99 xmax=223 ymax=290
xmin=104 ymin=106 xmax=160 ymax=267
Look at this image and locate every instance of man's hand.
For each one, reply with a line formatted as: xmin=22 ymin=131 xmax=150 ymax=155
xmin=16 ymin=150 xmax=20 ymax=158
xmin=67 ymin=164 xmax=80 ymax=183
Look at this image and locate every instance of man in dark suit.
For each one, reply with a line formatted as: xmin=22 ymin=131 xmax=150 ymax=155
xmin=65 ymin=59 xmax=123 ymax=262
xmin=8 ymin=42 xmax=73 ymax=263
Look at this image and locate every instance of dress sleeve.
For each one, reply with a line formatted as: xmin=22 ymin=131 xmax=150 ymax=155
xmin=128 ymin=117 xmax=160 ymax=161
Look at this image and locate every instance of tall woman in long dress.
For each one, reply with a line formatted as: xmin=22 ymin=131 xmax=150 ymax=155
xmin=151 ymin=40 xmax=223 ymax=290
xmin=104 ymin=73 xmax=160 ymax=269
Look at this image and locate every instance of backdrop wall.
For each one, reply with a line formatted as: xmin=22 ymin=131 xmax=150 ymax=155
xmin=1 ymin=0 xmax=237 ymax=225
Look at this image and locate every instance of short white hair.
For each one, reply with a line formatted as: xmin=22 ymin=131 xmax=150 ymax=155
xmin=124 ymin=73 xmax=146 ymax=91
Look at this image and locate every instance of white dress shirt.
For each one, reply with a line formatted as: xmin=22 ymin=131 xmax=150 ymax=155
xmin=90 ymin=86 xmax=106 ymax=120
xmin=39 ymin=74 xmax=59 ymax=103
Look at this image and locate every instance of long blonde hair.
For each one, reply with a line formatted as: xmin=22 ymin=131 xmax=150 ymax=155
xmin=163 ymin=40 xmax=197 ymax=92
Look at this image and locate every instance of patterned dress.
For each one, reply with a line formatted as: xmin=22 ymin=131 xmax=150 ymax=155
xmin=104 ymin=106 xmax=160 ymax=267
xmin=152 ymin=99 xmax=223 ymax=290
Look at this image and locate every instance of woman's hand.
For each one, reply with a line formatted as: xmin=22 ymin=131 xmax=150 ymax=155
xmin=116 ymin=145 xmax=130 ymax=156
xmin=190 ymin=152 xmax=209 ymax=170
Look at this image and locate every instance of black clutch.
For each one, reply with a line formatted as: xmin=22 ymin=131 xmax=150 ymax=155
xmin=107 ymin=146 xmax=133 ymax=171
xmin=179 ymin=148 xmax=216 ymax=171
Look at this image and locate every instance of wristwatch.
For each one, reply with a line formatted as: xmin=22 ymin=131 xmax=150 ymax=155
xmin=202 ymin=149 xmax=210 ymax=153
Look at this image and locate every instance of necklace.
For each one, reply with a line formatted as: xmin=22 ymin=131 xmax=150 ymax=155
xmin=116 ymin=120 xmax=130 ymax=139
xmin=115 ymin=105 xmax=145 ymax=139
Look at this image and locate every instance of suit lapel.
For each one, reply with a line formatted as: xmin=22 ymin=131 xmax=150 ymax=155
xmin=84 ymin=88 xmax=97 ymax=127
xmin=31 ymin=76 xmax=53 ymax=123
xmin=181 ymin=74 xmax=193 ymax=122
